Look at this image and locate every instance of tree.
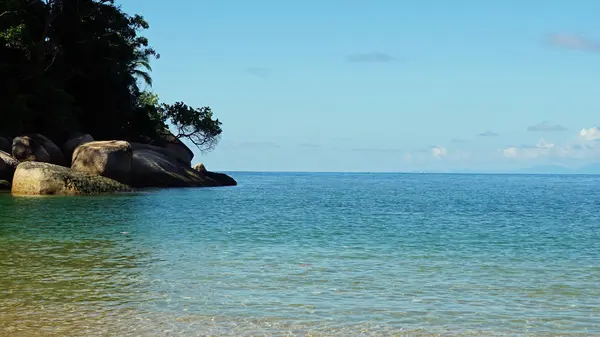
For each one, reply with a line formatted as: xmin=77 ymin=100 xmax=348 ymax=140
xmin=0 ymin=0 xmax=222 ymax=151
xmin=136 ymin=91 xmax=222 ymax=152
xmin=130 ymin=51 xmax=155 ymax=87
xmin=159 ymin=102 xmax=222 ymax=153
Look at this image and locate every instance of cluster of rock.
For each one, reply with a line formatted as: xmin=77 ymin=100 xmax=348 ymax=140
xmin=0 ymin=133 xmax=236 ymax=195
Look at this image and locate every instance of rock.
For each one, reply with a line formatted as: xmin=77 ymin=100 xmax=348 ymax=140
xmin=156 ymin=131 xmax=194 ymax=166
xmin=131 ymin=149 xmax=224 ymax=188
xmin=62 ymin=133 xmax=94 ymax=164
xmin=164 ymin=143 xmax=193 ymax=166
xmin=130 ymin=143 xmax=183 ymax=165
xmin=205 ymin=171 xmax=237 ymax=186
xmin=11 ymin=162 xmax=132 ymax=196
xmin=12 ymin=134 xmax=65 ymax=166
xmin=192 ymin=163 xmax=236 ymax=186
xmin=192 ymin=163 xmax=207 ymax=174
xmin=0 ymin=151 xmax=19 ymax=168
xmin=0 ymin=150 xmax=19 ymax=181
xmin=0 ymin=180 xmax=10 ymax=190
xmin=0 ymin=136 xmax=12 ymax=153
xmin=71 ymin=141 xmax=132 ymax=184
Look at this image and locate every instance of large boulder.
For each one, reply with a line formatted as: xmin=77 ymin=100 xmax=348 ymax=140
xmin=155 ymin=131 xmax=194 ymax=166
xmin=11 ymin=162 xmax=132 ymax=196
xmin=131 ymin=149 xmax=227 ymax=188
xmin=0 ymin=136 xmax=12 ymax=153
xmin=0 ymin=150 xmax=19 ymax=181
xmin=71 ymin=141 xmax=132 ymax=184
xmin=62 ymin=133 xmax=94 ymax=164
xmin=12 ymin=134 xmax=65 ymax=166
xmin=130 ymin=143 xmax=184 ymax=165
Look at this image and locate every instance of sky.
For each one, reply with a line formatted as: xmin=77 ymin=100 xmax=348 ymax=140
xmin=119 ymin=0 xmax=600 ymax=172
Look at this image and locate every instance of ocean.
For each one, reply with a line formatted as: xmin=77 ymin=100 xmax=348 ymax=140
xmin=1 ymin=172 xmax=599 ymax=336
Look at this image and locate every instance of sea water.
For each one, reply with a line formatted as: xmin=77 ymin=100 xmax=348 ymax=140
xmin=1 ymin=172 xmax=599 ymax=336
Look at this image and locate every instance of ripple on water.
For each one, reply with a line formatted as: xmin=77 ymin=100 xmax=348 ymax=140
xmin=1 ymin=173 xmax=600 ymax=336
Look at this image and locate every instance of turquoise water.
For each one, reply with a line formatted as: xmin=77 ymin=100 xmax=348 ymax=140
xmin=1 ymin=172 xmax=600 ymax=336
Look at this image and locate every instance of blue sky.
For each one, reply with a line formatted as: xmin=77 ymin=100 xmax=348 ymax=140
xmin=119 ymin=0 xmax=600 ymax=172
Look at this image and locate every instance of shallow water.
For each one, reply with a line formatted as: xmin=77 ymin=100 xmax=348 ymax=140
xmin=1 ymin=173 xmax=600 ymax=336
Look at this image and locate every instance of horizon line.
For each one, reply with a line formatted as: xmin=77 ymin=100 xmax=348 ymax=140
xmin=216 ymin=170 xmax=600 ymax=175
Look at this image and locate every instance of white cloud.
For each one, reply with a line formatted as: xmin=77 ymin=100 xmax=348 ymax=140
xmin=502 ymin=138 xmax=556 ymax=159
xmin=502 ymin=147 xmax=519 ymax=158
xmin=579 ymin=127 xmax=600 ymax=141
xmin=501 ymin=127 xmax=600 ymax=161
xmin=431 ymin=146 xmax=448 ymax=159
xmin=403 ymin=146 xmax=468 ymax=163
xmin=536 ymin=138 xmax=555 ymax=150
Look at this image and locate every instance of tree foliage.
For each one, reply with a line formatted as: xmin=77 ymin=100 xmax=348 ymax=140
xmin=0 ymin=0 xmax=222 ymax=150
xmin=159 ymin=102 xmax=222 ymax=152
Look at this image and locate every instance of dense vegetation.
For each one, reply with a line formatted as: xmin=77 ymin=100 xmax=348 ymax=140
xmin=0 ymin=0 xmax=221 ymax=151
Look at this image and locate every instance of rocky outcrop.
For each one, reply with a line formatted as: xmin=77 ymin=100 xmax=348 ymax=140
xmin=151 ymin=131 xmax=194 ymax=166
xmin=68 ymin=141 xmax=236 ymax=188
xmin=130 ymin=142 xmax=183 ymax=163
xmin=130 ymin=149 xmax=213 ymax=188
xmin=204 ymin=171 xmax=237 ymax=186
xmin=71 ymin=141 xmax=132 ymax=184
xmin=192 ymin=163 xmax=237 ymax=186
xmin=62 ymin=133 xmax=94 ymax=163
xmin=192 ymin=163 xmax=236 ymax=186
xmin=4 ymin=132 xmax=235 ymax=193
xmin=11 ymin=162 xmax=132 ymax=196
xmin=12 ymin=134 xmax=65 ymax=166
xmin=0 ymin=150 xmax=19 ymax=181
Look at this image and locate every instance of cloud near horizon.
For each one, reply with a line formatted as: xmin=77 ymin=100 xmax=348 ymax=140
xmin=579 ymin=127 xmax=600 ymax=141
xmin=401 ymin=146 xmax=463 ymax=163
xmin=502 ymin=138 xmax=560 ymax=160
xmin=527 ymin=121 xmax=567 ymax=132
xmin=431 ymin=146 xmax=448 ymax=159
xmin=501 ymin=127 xmax=600 ymax=161
xmin=546 ymin=33 xmax=600 ymax=52
xmin=346 ymin=52 xmax=396 ymax=63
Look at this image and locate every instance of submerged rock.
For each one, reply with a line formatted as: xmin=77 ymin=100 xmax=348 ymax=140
xmin=12 ymin=134 xmax=65 ymax=166
xmin=11 ymin=162 xmax=132 ymax=196
xmin=71 ymin=140 xmax=132 ymax=184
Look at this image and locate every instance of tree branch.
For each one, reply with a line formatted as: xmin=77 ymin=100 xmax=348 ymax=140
xmin=44 ymin=47 xmax=59 ymax=72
